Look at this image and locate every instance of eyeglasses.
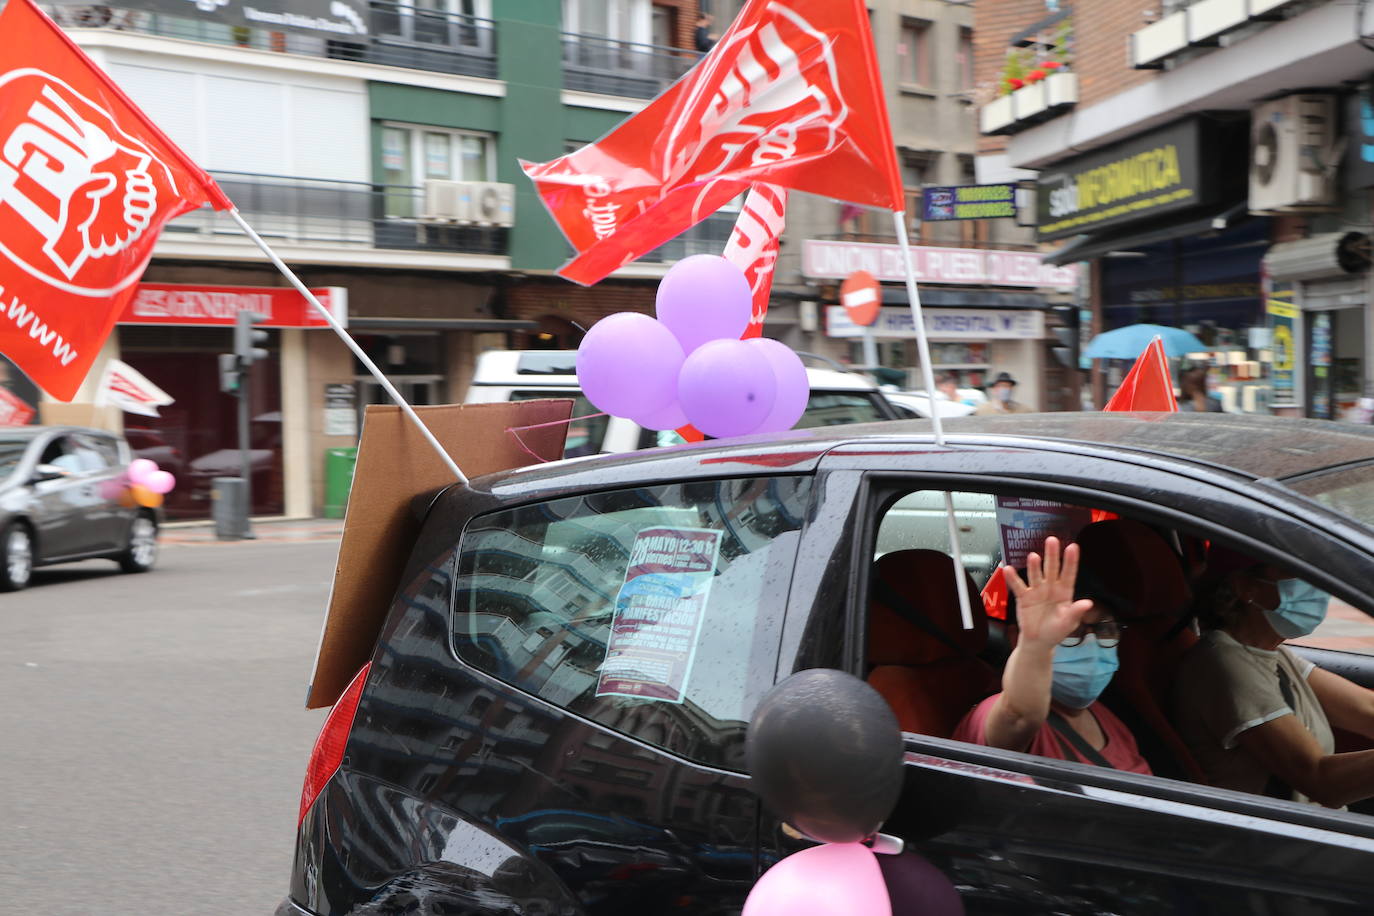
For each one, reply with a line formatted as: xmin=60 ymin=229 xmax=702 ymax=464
xmin=1060 ymin=620 xmax=1123 ymax=648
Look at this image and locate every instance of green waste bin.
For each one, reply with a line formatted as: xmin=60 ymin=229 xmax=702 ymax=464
xmin=323 ymin=447 xmax=358 ymax=519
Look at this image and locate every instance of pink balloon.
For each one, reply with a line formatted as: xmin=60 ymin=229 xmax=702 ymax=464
xmin=576 ymin=313 xmax=685 ymax=420
xmin=127 ymin=458 xmax=158 ymax=486
xmin=746 ymin=338 xmax=809 ymax=433
xmin=743 ymin=843 xmax=891 ymax=916
xmin=677 ymin=339 xmax=777 ymax=439
xmin=146 ymin=470 xmax=176 ymax=495
xmin=633 ymin=400 xmax=688 ymax=432
xmin=655 ymin=255 xmax=751 ymax=354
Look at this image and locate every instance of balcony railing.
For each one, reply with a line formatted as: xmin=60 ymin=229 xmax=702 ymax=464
xmin=167 ymin=172 xmax=509 ymax=256
xmin=47 ymin=2 xmax=497 ymax=80
xmin=562 ymin=32 xmax=701 ymax=99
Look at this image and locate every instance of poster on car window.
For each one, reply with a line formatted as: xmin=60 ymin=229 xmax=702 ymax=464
xmin=596 ymin=527 xmax=722 ymax=704
xmin=995 ymin=497 xmax=1093 ymax=569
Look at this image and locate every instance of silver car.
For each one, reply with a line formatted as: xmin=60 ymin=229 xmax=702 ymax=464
xmin=0 ymin=426 xmax=159 ymax=591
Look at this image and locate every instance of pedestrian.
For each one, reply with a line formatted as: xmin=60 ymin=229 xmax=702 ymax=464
xmin=935 ymin=372 xmax=961 ymax=403
xmin=694 ymin=14 xmax=715 ymax=52
xmin=1178 ymin=366 xmax=1224 ymax=412
xmin=974 ymin=372 xmax=1033 ymax=415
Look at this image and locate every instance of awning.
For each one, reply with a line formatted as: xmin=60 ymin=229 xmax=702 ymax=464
xmin=878 ymin=287 xmax=1049 ymax=309
xmin=1042 ymin=202 xmax=1250 ymax=266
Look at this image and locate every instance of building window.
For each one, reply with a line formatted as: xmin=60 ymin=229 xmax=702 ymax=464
xmin=958 ymin=27 xmax=974 ymax=91
xmin=380 ymin=123 xmax=495 ymax=218
xmin=899 ymin=19 xmax=931 ymax=86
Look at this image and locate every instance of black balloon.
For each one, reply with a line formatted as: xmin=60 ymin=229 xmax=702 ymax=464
xmin=746 ymin=668 xmax=904 ymax=844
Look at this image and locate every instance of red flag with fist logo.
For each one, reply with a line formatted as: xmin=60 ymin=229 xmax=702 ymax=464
xmin=523 ymin=0 xmax=903 ymax=286
xmin=0 ymin=0 xmax=231 ymax=400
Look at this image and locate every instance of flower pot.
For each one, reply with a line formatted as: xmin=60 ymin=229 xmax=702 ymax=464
xmin=1012 ymin=81 xmax=1048 ymax=121
xmin=1046 ymin=70 xmax=1078 ymax=109
xmin=980 ymin=94 xmax=1014 ymax=134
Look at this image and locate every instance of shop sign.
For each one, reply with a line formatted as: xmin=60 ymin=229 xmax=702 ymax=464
xmin=1266 ymin=283 xmax=1297 ymax=396
xmin=81 ymin=0 xmax=370 ymax=38
xmin=826 ymin=306 xmax=1046 ymax=340
xmin=324 ymin=383 xmax=357 ymax=437
xmin=1345 ymin=87 xmax=1374 ymax=190
xmin=802 ymin=240 xmax=1079 ymax=290
xmin=1036 ymin=119 xmax=1208 ymax=241
xmin=119 ymin=284 xmax=348 ymax=329
xmin=922 ymin=184 xmax=1017 ymax=221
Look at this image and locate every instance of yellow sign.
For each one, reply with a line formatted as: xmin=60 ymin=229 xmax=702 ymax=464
xmin=1272 ymin=323 xmax=1294 ymax=371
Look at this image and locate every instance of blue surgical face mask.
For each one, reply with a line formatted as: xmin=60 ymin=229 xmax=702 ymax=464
xmin=1257 ymin=578 xmax=1331 ymax=639
xmin=1051 ymin=636 xmax=1119 ymax=709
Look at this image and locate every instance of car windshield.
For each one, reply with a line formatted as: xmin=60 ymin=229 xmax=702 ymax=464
xmin=794 ymin=392 xmax=887 ymax=427
xmin=1286 ymin=462 xmax=1374 ymax=527
xmin=0 ymin=436 xmax=29 ymax=481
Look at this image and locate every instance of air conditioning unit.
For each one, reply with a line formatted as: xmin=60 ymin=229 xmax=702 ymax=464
xmin=421 ymin=180 xmax=473 ymax=222
xmin=468 ymin=181 xmax=515 ymax=227
xmin=1249 ymin=94 xmax=1339 ymax=213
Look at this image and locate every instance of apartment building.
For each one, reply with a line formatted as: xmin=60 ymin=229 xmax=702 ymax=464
xmin=41 ymin=0 xmax=718 ymax=518
xmin=976 ymin=0 xmax=1374 ymax=418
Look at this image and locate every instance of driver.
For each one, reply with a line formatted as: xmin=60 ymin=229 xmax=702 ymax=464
xmin=1174 ymin=545 xmax=1374 ymax=807
xmin=953 ymin=536 xmax=1151 ymax=773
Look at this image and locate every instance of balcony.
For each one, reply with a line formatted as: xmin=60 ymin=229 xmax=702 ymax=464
xmin=167 ymin=172 xmax=509 ymax=256
xmin=562 ymin=33 xmax=700 ymax=99
xmin=640 ymin=211 xmax=738 ymax=263
xmin=47 ymin=2 xmax=498 ymax=80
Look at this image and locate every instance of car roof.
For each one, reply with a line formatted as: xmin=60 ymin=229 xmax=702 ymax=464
xmin=0 ymin=425 xmax=113 ymax=440
xmin=477 ymin=412 xmax=1374 ymax=494
xmin=470 ymin=349 xmax=882 ymax=392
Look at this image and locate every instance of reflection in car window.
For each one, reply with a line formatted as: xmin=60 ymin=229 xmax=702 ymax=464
xmin=794 ymin=392 xmax=886 ymax=428
xmin=510 ymin=390 xmax=608 ymax=458
xmin=1287 ymin=462 xmax=1374 ymax=528
xmin=451 ymin=477 xmax=810 ymax=769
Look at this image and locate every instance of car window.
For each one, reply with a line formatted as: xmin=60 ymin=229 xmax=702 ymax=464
xmin=451 ymin=476 xmax=811 ymax=769
xmin=1286 ymin=462 xmax=1374 ymax=529
xmin=0 ymin=437 xmax=28 ymax=481
xmin=40 ymin=435 xmax=81 ymax=472
xmin=794 ymin=392 xmax=888 ymax=428
xmin=510 ymin=390 xmax=608 ymax=458
xmin=70 ymin=434 xmax=115 ymax=471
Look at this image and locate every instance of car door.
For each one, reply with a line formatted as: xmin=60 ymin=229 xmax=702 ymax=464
xmin=28 ymin=432 xmax=106 ymax=559
xmin=69 ymin=432 xmax=129 ymax=551
xmin=766 ymin=444 xmax=1374 ymax=913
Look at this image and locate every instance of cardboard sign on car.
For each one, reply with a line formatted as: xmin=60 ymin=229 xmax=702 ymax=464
xmin=306 ymin=400 xmax=572 ymax=709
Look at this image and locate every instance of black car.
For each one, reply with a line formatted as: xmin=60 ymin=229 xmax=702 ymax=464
xmin=0 ymin=425 xmax=159 ymax=590
xmin=279 ymin=413 xmax=1374 ymax=915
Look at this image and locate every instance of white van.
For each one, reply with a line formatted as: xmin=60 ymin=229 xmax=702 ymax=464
xmin=465 ymin=350 xmax=902 ymax=457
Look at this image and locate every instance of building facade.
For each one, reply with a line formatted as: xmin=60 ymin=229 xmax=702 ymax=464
xmin=37 ymin=0 xmax=721 ymax=518
xmin=975 ymin=0 xmax=1374 ymax=419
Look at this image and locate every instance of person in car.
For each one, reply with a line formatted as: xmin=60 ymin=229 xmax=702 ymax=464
xmin=954 ymin=536 xmax=1151 ymax=773
xmin=1174 ymin=546 xmax=1374 ymax=807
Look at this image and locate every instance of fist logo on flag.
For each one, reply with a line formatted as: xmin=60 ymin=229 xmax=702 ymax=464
xmin=0 ymin=72 xmax=177 ymax=292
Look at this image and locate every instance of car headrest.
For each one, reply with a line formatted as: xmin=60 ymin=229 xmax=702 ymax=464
xmin=1074 ymin=519 xmax=1190 ymax=621
xmin=869 ymin=549 xmax=986 ymax=666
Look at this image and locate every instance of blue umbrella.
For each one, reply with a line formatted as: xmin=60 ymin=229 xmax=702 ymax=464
xmin=1083 ymin=324 xmax=1207 ymax=360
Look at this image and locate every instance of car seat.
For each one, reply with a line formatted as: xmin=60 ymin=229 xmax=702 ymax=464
xmin=1075 ymin=519 xmax=1205 ymax=782
xmin=866 ymin=549 xmax=998 ymax=738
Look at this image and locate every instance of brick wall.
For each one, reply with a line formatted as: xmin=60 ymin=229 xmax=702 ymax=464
xmin=653 ymin=0 xmax=703 ymax=50
xmin=506 ymin=279 xmax=658 ymax=348
xmin=975 ymin=0 xmax=1160 ymax=154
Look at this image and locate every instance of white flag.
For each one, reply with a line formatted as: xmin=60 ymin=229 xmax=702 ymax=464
xmin=94 ymin=359 xmax=174 ymax=418
xmin=723 ymin=183 xmax=787 ymax=338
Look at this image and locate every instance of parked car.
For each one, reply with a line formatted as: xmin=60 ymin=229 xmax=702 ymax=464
xmin=464 ymin=349 xmax=902 ymax=456
xmin=0 ymin=425 xmax=159 ymax=590
xmin=279 ymin=413 xmax=1374 ymax=915
xmin=883 ymin=390 xmax=978 ymax=419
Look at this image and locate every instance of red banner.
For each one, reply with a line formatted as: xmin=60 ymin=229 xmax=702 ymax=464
xmin=0 ymin=0 xmax=231 ymax=401
xmin=119 ymin=283 xmax=347 ymax=329
xmin=723 ymin=183 xmax=786 ymax=339
xmin=523 ymin=0 xmax=903 ymax=286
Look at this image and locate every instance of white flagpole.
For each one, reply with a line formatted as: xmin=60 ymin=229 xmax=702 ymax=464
xmin=893 ymin=210 xmax=973 ymax=629
xmin=228 ymin=209 xmax=468 ymax=486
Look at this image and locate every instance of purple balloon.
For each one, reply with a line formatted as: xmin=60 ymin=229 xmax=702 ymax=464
xmin=146 ymin=470 xmax=177 ymax=495
xmin=678 ymin=339 xmax=777 ymax=439
xmin=655 ymin=255 xmax=752 ymax=354
xmin=127 ymin=458 xmax=157 ymax=486
xmin=747 ymin=338 xmax=809 ymax=433
xmin=577 ymin=313 xmax=685 ymax=419
xmin=743 ymin=843 xmax=892 ymax=916
xmin=634 ymin=399 xmax=689 ymax=432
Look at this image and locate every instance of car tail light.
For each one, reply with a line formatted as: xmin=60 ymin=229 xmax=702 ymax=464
xmin=299 ymin=663 xmax=370 ymax=825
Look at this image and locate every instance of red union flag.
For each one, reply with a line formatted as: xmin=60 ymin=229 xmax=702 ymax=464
xmin=1104 ymin=337 xmax=1177 ymax=412
xmin=723 ymin=183 xmax=787 ymax=339
xmin=523 ymin=0 xmax=902 ymax=285
xmin=0 ymin=0 xmax=231 ymax=401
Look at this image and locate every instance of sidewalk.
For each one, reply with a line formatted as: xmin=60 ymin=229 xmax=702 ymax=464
xmin=160 ymin=517 xmax=344 ymax=545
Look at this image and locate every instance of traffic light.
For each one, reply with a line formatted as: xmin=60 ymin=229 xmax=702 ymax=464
xmin=1050 ymin=304 xmax=1081 ymax=370
xmin=234 ymin=309 xmax=270 ymax=366
xmin=218 ymin=353 xmax=241 ymax=394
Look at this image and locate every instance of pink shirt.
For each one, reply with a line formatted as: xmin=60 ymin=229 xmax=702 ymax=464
xmin=953 ymin=694 xmax=1153 ymax=775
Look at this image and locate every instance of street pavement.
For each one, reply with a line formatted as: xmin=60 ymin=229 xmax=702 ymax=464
xmin=0 ymin=522 xmax=344 ymax=915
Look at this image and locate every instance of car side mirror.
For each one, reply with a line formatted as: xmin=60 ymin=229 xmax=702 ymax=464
xmin=31 ymin=463 xmax=69 ymax=483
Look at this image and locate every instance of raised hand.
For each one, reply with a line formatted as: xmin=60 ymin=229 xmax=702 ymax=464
xmin=1004 ymin=536 xmax=1094 ymax=650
